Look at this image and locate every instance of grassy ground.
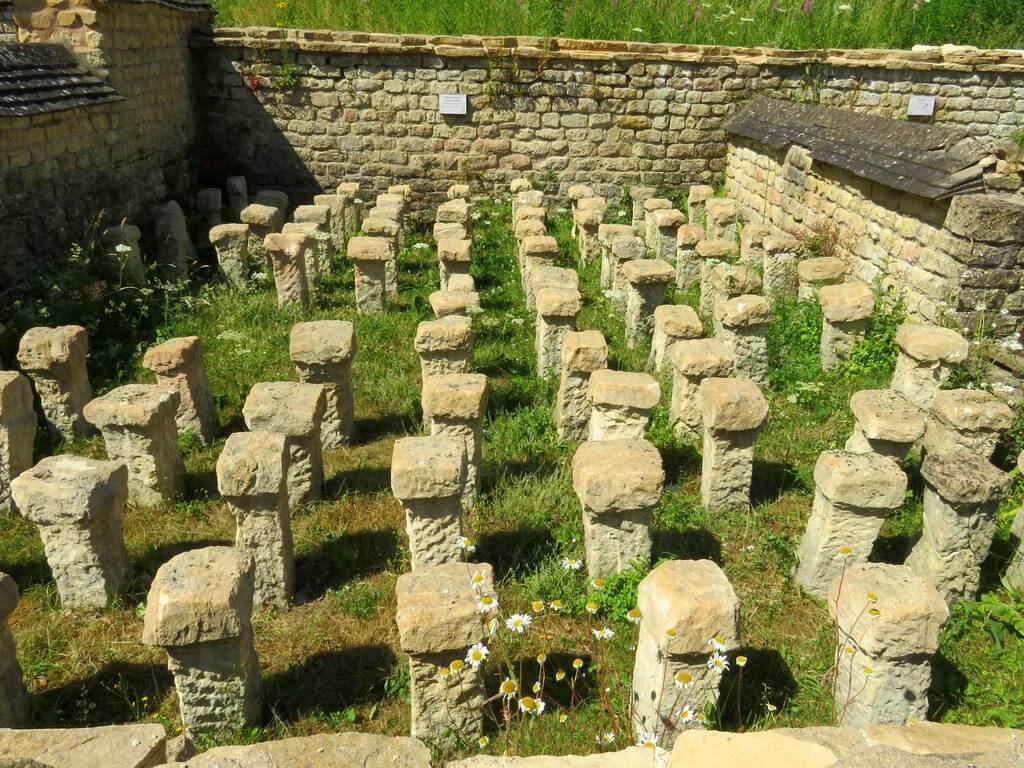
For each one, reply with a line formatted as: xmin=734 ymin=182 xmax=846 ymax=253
xmin=2 ymin=198 xmax=1023 ymax=761
xmin=209 ymin=0 xmax=1024 ymax=50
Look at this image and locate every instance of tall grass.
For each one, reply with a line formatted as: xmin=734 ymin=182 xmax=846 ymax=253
xmin=210 ymin=0 xmax=1024 ymax=50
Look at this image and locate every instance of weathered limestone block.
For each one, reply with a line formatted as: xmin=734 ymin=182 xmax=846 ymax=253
xmin=0 ymin=372 xmax=36 ymax=512
xmin=629 ymin=185 xmax=656 ymax=229
xmin=687 ymin=184 xmax=714 ymax=226
xmin=642 ymin=197 xmax=673 ymax=249
xmin=289 ymin=321 xmax=356 ymax=450
xmin=437 ymin=199 xmax=471 ymax=238
xmin=509 ymin=180 xmax=532 ymax=219
xmin=567 ymin=184 xmax=593 ymax=236
xmin=631 ymin=559 xmax=740 ymax=736
xmin=437 ymin=239 xmax=471 ymax=291
xmin=152 ymin=201 xmax=195 ymax=281
xmin=396 ymin=563 xmax=492 ymax=745
xmin=573 ymin=439 xmax=664 ymax=578
xmin=422 ymin=374 xmax=487 ymax=508
xmin=240 ymin=203 xmax=284 ymax=265
xmin=820 ymin=282 xmax=874 ymax=370
xmin=143 ymin=336 xmax=218 ymax=444
xmin=255 ymin=190 xmax=289 ymax=214
xmin=829 ymin=563 xmax=947 ymax=728
xmin=313 ymin=193 xmax=347 ymax=253
xmin=695 ymin=239 xmax=737 ymax=319
xmin=17 ymin=325 xmax=93 ymax=443
xmin=293 ymin=204 xmax=334 ymax=276
xmin=142 ymin=547 xmax=261 ymax=737
xmin=700 ymin=378 xmax=768 ymax=512
xmin=702 ymin=260 xmax=761 ymax=321
xmin=415 ymin=316 xmax=473 ymax=379
xmin=11 ymin=456 xmax=128 ymax=610
xmin=675 ymin=223 xmax=705 ymax=290
xmin=519 ymin=235 xmax=559 ymax=305
xmin=167 ymin=733 xmax=431 ymax=767
xmin=217 ymin=431 xmax=293 ymax=609
xmin=556 ymin=330 xmax=608 ymax=444
xmin=574 ymin=208 xmax=603 ymax=265
xmin=529 ymin=265 xmax=579 ymax=301
xmin=845 ymin=390 xmax=925 ymax=460
xmin=762 ymin=233 xmax=802 ymax=303
xmin=448 ymin=274 xmax=476 ymax=293
xmin=0 ymin=572 xmax=28 ymax=727
xmin=515 ymin=191 xmax=545 ymax=218
xmin=715 ymin=295 xmax=770 ymax=387
xmin=388 ymin=184 xmax=412 ymax=201
xmin=209 ymin=223 xmax=250 ymax=286
xmin=670 ymin=339 xmax=734 ymax=443
xmin=1006 ymin=452 xmax=1024 ymax=591
xmin=447 ymin=183 xmax=470 ymax=201
xmin=798 ymin=257 xmax=845 ymax=301
xmin=890 ymin=324 xmax=969 ymax=413
xmin=648 ymin=304 xmax=702 ymax=373
xmin=83 ymin=385 xmax=184 ymax=508
xmin=610 ymin=235 xmax=647 ymax=303
xmin=348 ymin=236 xmax=390 ymax=315
xmin=922 ymin=389 xmax=1013 ymax=460
xmin=337 ymin=182 xmax=363 ymax=235
xmin=362 ymin=217 xmax=400 ymax=298
xmin=705 ymin=198 xmax=738 ymax=241
xmin=242 ymin=382 xmax=325 ymax=508
xmin=621 ymin=260 xmax=674 ymax=349
xmin=535 ymin=288 xmax=582 ymax=379
xmin=906 ymin=452 xmax=1011 ymax=605
xmin=739 ymin=224 xmax=771 ymax=269
xmin=226 ymin=176 xmax=248 ymax=221
xmin=263 ymin=233 xmax=311 ymax=309
xmin=597 ymin=223 xmax=635 ymax=290
xmin=514 ymin=218 xmax=547 ymax=251
xmin=391 ymin=436 xmax=466 ymax=569
xmin=429 ymin=286 xmax=481 ymax=320
xmin=433 ymin=222 xmax=467 ymax=243
xmin=196 ymin=188 xmax=222 ymax=237
xmin=945 ymin=193 xmax=1024 ymax=242
xmin=795 ymin=451 xmax=907 ymax=599
xmin=588 ymin=370 xmax=660 ymax=441
xmin=649 ymin=208 xmax=686 ymax=264
xmin=100 ymin=223 xmax=147 ymax=286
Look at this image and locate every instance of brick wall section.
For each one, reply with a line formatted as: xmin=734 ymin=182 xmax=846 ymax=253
xmin=193 ymin=29 xmax=1024 ymax=212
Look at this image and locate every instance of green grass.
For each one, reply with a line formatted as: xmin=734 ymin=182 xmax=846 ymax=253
xmin=210 ymin=0 xmax=1024 ymax=50
xmin=2 ymin=199 xmax=1023 ymax=760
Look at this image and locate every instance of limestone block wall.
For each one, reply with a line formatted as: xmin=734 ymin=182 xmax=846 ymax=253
xmin=724 ymin=137 xmax=1023 ymax=341
xmin=193 ymin=28 xmax=1024 ymax=212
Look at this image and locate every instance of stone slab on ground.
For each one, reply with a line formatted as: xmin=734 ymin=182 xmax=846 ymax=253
xmin=154 ymin=732 xmax=430 ymax=767
xmin=0 ymin=724 xmax=167 ymax=768
xmin=450 ymin=747 xmax=658 ymax=767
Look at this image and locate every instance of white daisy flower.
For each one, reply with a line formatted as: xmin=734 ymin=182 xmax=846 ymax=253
xmin=561 ymin=557 xmax=583 ymax=571
xmin=677 ymin=704 xmax=695 ymax=723
xmin=592 ymin=626 xmax=615 ymax=640
xmin=506 ymin=613 xmax=532 ymax=633
xmin=465 ymin=642 xmax=489 ymax=669
xmin=518 ymin=696 xmax=545 ymax=715
xmin=476 ymin=593 xmax=499 ymax=613
xmin=708 ymin=651 xmax=730 ymax=673
xmin=636 ymin=731 xmax=658 ymax=748
xmin=456 ymin=536 xmax=476 ymax=553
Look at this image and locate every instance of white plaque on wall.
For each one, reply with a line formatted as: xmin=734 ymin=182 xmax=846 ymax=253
xmin=907 ymin=95 xmax=936 ymax=117
xmin=439 ymin=93 xmax=468 ymax=115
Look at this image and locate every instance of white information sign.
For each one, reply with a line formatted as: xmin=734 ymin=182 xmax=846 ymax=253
xmin=907 ymin=95 xmax=936 ymax=117
xmin=439 ymin=93 xmax=468 ymax=115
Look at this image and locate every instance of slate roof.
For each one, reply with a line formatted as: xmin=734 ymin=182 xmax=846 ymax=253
xmin=0 ymin=43 xmax=122 ymax=117
xmin=724 ymin=97 xmax=992 ymax=200
xmin=126 ymin=0 xmax=211 ymax=11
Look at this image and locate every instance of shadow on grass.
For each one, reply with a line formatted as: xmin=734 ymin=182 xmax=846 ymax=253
xmin=717 ymin=647 xmax=799 ymax=731
xmin=870 ymin=533 xmax=916 ymax=565
xmin=324 ymin=465 xmax=393 ymax=497
xmin=296 ymin=528 xmax=399 ymax=597
xmin=32 ymin=660 xmax=172 ymax=728
xmin=927 ymin=650 xmax=969 ymax=720
xmin=653 ymin=528 xmax=722 ymax=564
xmin=751 ymin=459 xmax=807 ymax=507
xmin=478 ymin=527 xmax=558 ymax=581
xmin=658 ymin=441 xmax=702 ymax=486
xmin=354 ymin=412 xmax=417 ymax=444
xmin=185 ymin=468 xmax=219 ymax=498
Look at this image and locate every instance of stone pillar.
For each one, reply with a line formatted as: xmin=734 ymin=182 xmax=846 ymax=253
xmin=255 ymin=190 xmax=289 ymax=214
xmin=906 ymin=452 xmax=1011 ymax=605
xmin=280 ymin=222 xmax=321 ymax=290
xmin=705 ymin=198 xmax=738 ymax=241
xmin=242 ymin=382 xmax=326 ymax=508
xmin=415 ymin=316 xmax=473 ymax=380
xmin=797 ymin=257 xmax=845 ymax=300
xmin=675 ymin=224 xmax=705 ymax=291
xmin=437 ymin=199 xmax=471 ymax=240
xmin=209 ymin=223 xmax=250 ymax=286
xmin=669 ymin=339 xmax=734 ymax=443
xmin=530 ymin=265 xmax=579 ymax=303
xmin=516 ymin=191 xmax=545 ymax=218
xmin=142 ymin=336 xmax=218 ymax=444
xmin=437 ymin=239 xmax=472 ymax=291
xmin=597 ymin=224 xmax=635 ymax=290
xmin=687 ymin=185 xmax=714 ymax=226
xmin=1005 ymin=452 xmax=1024 ymax=591
xmin=574 ymin=209 xmax=603 ymax=265
xmin=922 ymin=389 xmax=1013 ymax=461
xmin=845 ymin=389 xmax=925 ymax=460
xmin=396 ymin=562 xmax=491 ymax=746
xmin=100 ymin=223 xmax=147 ymax=286
xmin=0 ymin=572 xmax=28 ymax=727
xmin=433 ymin=222 xmax=467 ymax=242
xmin=621 ymin=260 xmax=674 ymax=349
xmin=629 ymin=185 xmax=656 ymax=229
xmin=196 ymin=188 xmax=222 ymax=237
xmin=520 ymin=235 xmax=560 ymax=306
xmin=794 ymin=450 xmax=907 ymax=598
xmin=588 ymin=370 xmax=661 ymax=441
xmin=337 ymin=182 xmax=363 ymax=236
xmin=648 ymin=305 xmax=702 ymax=373
xmin=289 ymin=321 xmax=357 ymax=449
xmin=890 ymin=324 xmax=969 ymax=413
xmin=17 ymin=325 xmax=93 ymax=443
xmin=631 ymin=559 xmax=740 ymax=737
xmin=510 ymin=178 xmax=532 ymax=219
xmin=819 ymin=282 xmax=874 ymax=370
xmin=702 ymin=262 xmax=761 ymax=322
xmin=391 ymin=436 xmax=466 ymax=569
xmin=313 ymin=193 xmax=347 ymax=254
xmin=263 ymin=233 xmax=311 ymax=309
xmin=293 ymin=204 xmax=334 ymax=276
xmin=11 ymin=456 xmax=129 ymax=609
xmin=348 ymin=236 xmax=391 ymax=315
xmin=567 ymin=184 xmax=594 ymax=237
xmin=362 ymin=217 xmax=401 ymax=299
xmin=695 ymin=240 xmax=737 ymax=319
xmin=240 ymin=203 xmax=284 ymax=266
xmin=699 ymin=378 xmax=768 ymax=512
xmin=573 ymin=439 xmax=664 ymax=578
xmin=217 ymin=431 xmax=293 ymax=609
xmin=152 ymin=201 xmax=195 ymax=281
xmin=226 ymin=176 xmax=248 ymax=221
xmin=447 ymin=183 xmax=470 ymax=201
xmin=0 ymin=372 xmax=36 ymax=512
xmin=650 ymin=209 xmax=686 ymax=263
xmin=739 ymin=224 xmax=771 ymax=269
xmin=762 ymin=233 xmax=802 ymax=303
xmin=422 ymin=374 xmax=487 ymax=508
xmin=829 ymin=563 xmax=947 ymax=728
xmin=83 ymin=385 xmax=184 ymax=507
xmin=715 ymin=295 xmax=770 ymax=388
xmin=556 ymin=330 xmax=608 ymax=443
xmin=429 ymin=285 xmax=481 ymax=320
xmin=610 ymin=235 xmax=647 ymax=303
xmin=535 ymin=288 xmax=582 ymax=379
xmin=142 ymin=547 xmax=261 ymax=738
xmin=642 ymin=197 xmax=672 ymax=248
xmin=515 ymin=219 xmax=547 ymax=259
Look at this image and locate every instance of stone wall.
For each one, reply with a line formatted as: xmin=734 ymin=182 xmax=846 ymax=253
xmin=193 ymin=28 xmax=1024 ymax=212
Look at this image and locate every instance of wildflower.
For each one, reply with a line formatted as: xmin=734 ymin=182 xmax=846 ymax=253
xmin=506 ymin=613 xmax=532 ymax=633
xmin=519 ymin=696 xmax=546 ymax=715
xmin=863 ymin=666 xmax=874 ymax=675
xmin=631 ymin=27 xmax=644 ymax=32
xmin=549 ymin=599 xmax=564 ymax=612
xmin=478 ymin=735 xmax=489 ymax=749
xmin=531 ymin=600 xmax=545 ymax=613
xmin=457 ymin=536 xmax=477 ymax=553
xmin=500 ymin=678 xmax=518 ymax=698
xmin=866 ymin=591 xmax=878 ymax=602
xmin=590 ymin=578 xmax=606 ymax=590
xmin=637 ymin=732 xmax=658 ymax=748
xmin=561 ymin=557 xmax=583 ymax=571
xmin=477 ymin=594 xmax=499 ymax=613
xmin=558 ymin=712 xmax=569 ymax=723
xmin=708 ymin=651 xmax=730 ymax=673
xmin=532 ymin=681 xmax=542 ymax=694
xmin=585 ymin=601 xmax=599 ymax=615
xmin=449 ymin=659 xmax=465 ymax=675
xmin=766 ymin=703 xmax=778 ymax=712
xmin=592 ymin=626 xmax=615 ymax=640
xmin=674 ymin=670 xmax=694 ymax=689
xmin=487 ymin=617 xmax=499 ymax=638
xmin=677 ymin=704 xmax=695 ymax=723
xmin=868 ymin=607 xmax=881 ymax=617
xmin=695 ymin=712 xmax=707 ymax=724
xmin=438 ymin=666 xmax=451 ymax=679
xmin=412 ymin=242 xmax=431 ymax=250
xmin=838 ymin=545 xmax=852 ymax=557
xmin=465 ymin=643 xmax=489 ymax=669
xmin=536 ymin=652 xmax=547 ymax=664
xmin=665 ymin=628 xmax=678 ymax=639
xmin=627 ymin=608 xmax=642 ymax=624
xmin=837 ymin=2 xmax=852 ymax=10
xmin=572 ymin=657 xmax=584 ymax=670
xmin=736 ymin=655 xmax=748 ymax=668
xmin=709 ymin=635 xmax=727 ymax=652
xmin=555 ymin=670 xmax=567 ymax=681
xmin=844 ymin=644 xmax=855 ymax=654
xmin=469 ymin=571 xmax=487 ymax=589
